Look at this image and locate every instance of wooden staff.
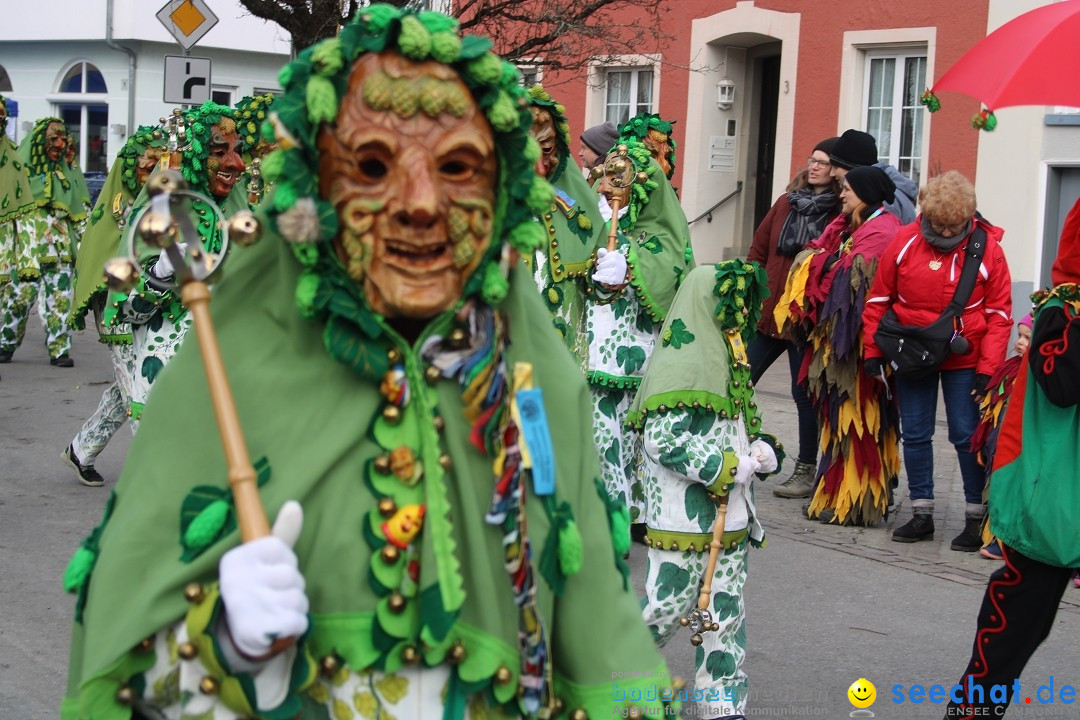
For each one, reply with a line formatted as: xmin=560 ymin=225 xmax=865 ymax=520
xmin=697 ymin=494 xmax=730 ymax=612
xmin=181 ymin=280 xmax=270 ymax=541
xmin=606 ymin=196 xmax=621 ymax=252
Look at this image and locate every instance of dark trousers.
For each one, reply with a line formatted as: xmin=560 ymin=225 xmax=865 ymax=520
xmin=945 ymin=544 xmax=1073 ymax=718
xmin=747 ymin=334 xmax=818 ymax=464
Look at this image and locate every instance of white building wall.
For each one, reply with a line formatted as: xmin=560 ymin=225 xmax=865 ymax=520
xmin=0 ymin=1 xmax=290 ymax=164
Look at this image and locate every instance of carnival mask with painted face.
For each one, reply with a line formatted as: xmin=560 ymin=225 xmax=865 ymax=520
xmin=45 ymin=121 xmax=68 ymax=164
xmin=529 ymin=107 xmax=559 ymax=180
xmin=65 ymin=138 xmax=77 ymax=166
xmin=136 ymin=146 xmax=164 ymax=188
xmin=206 ymin=118 xmax=244 ymax=200
xmin=644 ymin=129 xmax=673 ymax=177
xmin=318 ymin=51 xmax=497 ymax=320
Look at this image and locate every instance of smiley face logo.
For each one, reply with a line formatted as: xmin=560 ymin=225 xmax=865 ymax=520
xmin=848 ymin=678 xmax=876 ymax=709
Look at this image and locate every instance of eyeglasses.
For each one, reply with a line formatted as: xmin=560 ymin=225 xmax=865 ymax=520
xmin=807 ymin=157 xmax=832 ymax=168
xmin=931 ymin=222 xmax=967 ymax=237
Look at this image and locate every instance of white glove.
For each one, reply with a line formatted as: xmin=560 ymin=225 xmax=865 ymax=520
xmin=592 ymin=247 xmax=627 ymax=286
xmin=749 ymin=439 xmax=779 ymax=475
xmin=219 ymin=501 xmax=309 ymax=659
xmin=733 ymin=453 xmax=762 ymax=486
xmin=149 ymin=242 xmax=188 ymax=279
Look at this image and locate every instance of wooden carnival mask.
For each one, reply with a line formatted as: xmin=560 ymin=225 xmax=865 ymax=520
xmin=317 ymin=51 xmax=497 ymax=320
xmin=136 ymin=146 xmax=164 ymax=188
xmin=45 ymin=121 xmax=68 ymax=163
xmin=529 ymin=106 xmax=559 ymax=180
xmin=205 ymin=118 xmax=244 ymax=200
xmin=643 ymin=129 xmax=673 ymax=178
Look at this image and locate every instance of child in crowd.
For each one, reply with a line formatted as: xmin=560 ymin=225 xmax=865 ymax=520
xmin=970 ymin=314 xmax=1031 ymax=559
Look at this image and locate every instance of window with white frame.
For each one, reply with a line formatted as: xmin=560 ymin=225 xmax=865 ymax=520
xmin=53 ymin=61 xmax=109 ymax=172
xmin=517 ymin=63 xmax=543 ymax=88
xmin=604 ymin=67 xmax=654 ymax=126
xmin=863 ymin=50 xmax=926 ymax=185
xmin=212 ymin=86 xmax=236 ymax=107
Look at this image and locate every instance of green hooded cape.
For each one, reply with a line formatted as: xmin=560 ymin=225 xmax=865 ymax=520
xmin=0 ymin=129 xmax=36 ymax=224
xmin=18 ymin=117 xmax=89 ymax=222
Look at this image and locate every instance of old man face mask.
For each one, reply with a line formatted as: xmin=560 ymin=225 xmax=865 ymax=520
xmin=318 ymin=51 xmax=498 ymax=320
xmin=45 ymin=121 xmax=68 ymax=163
xmin=529 ymin=106 xmax=559 ymax=180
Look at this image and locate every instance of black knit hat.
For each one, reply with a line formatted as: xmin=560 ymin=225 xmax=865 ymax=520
xmin=580 ymin=121 xmax=619 ymax=155
xmin=813 ymin=136 xmax=839 ymax=155
xmin=830 ymin=129 xmax=878 ymax=169
xmin=844 ymin=165 xmax=895 ymax=207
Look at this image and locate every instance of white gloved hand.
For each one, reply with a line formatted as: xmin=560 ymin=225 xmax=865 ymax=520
xmin=149 ymin=242 xmax=188 ymax=279
xmin=749 ymin=439 xmax=779 ymax=475
xmin=733 ymin=453 xmax=762 ymax=486
xmin=219 ymin=501 xmax=309 ymax=659
xmin=592 ymin=247 xmax=628 ymax=286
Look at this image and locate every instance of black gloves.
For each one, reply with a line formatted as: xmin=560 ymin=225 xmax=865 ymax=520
xmin=864 ymin=357 xmax=887 ymax=378
xmin=973 ymin=373 xmax=991 ymax=398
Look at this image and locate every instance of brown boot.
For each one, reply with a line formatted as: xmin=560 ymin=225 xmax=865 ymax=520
xmin=773 ymin=460 xmax=815 ymax=498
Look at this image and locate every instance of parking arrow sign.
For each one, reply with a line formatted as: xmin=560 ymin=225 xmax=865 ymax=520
xmin=164 ymin=55 xmax=211 ymax=105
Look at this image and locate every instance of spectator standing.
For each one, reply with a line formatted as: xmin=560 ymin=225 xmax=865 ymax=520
xmin=774 ymin=166 xmax=901 ymax=525
xmin=862 ymin=171 xmax=1013 ymax=545
xmin=578 ymin=121 xmax=618 ymax=175
xmin=829 ymin=128 xmax=918 ymax=224
xmin=748 ymin=137 xmax=841 ymax=499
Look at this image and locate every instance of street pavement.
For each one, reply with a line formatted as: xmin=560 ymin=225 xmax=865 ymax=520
xmin=2 ymin=308 xmax=1079 ymax=719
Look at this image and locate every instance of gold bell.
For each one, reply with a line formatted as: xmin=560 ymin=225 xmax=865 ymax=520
xmin=433 ymin=416 xmax=445 ymax=433
xmin=227 ymin=210 xmax=262 ymax=247
xmin=115 ymin=686 xmax=135 ymax=706
xmin=678 ymin=617 xmax=690 ymax=627
xmin=199 ymin=676 xmax=220 ymax=695
xmin=552 ymin=696 xmax=566 ymax=713
xmin=103 ymin=257 xmax=140 ymax=293
xmin=178 ymin=642 xmax=199 ymax=661
xmin=494 ymin=666 xmax=513 ymax=685
xmin=378 ymin=497 xmax=397 ymax=517
xmin=388 ymin=592 xmax=407 ymax=613
xmin=424 ymin=366 xmax=442 ymax=385
xmin=448 ymin=327 xmax=468 ymax=348
xmin=381 ymin=545 xmax=401 ymax=563
xmin=710 ymin=622 xmax=720 ymax=632
xmin=388 ymin=348 xmax=402 ymax=364
xmin=672 ymin=676 xmax=686 ymax=690
xmin=448 ymin=643 xmax=466 ymax=664
xmin=636 ymin=171 xmax=649 ymax=184
xmin=137 ymin=210 xmax=178 ymax=249
xmin=319 ymin=654 xmax=340 ymax=677
xmin=438 ymin=454 xmax=453 ymax=471
xmin=183 ymin=582 xmax=205 ymax=604
xmin=135 ymin=636 xmax=155 ymax=654
xmin=569 ymin=709 xmax=589 ymax=720
xmin=690 ymin=633 xmax=703 ymax=647
xmin=382 ymin=405 xmax=402 ymax=424
xmin=589 ymin=165 xmax=604 ymax=181
xmin=401 ymin=645 xmax=421 ymax=665
xmin=373 ymin=454 xmax=391 ymax=474
xmin=626 ymin=709 xmax=645 ymax=719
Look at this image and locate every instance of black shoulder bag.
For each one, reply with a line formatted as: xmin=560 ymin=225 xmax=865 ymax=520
xmin=873 ymin=227 xmax=987 ymax=378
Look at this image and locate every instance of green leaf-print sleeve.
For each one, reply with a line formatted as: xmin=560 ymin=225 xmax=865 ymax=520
xmin=643 ymin=408 xmax=742 ymax=486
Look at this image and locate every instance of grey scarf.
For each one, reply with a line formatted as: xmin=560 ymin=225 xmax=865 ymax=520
xmin=921 ymin=217 xmax=972 ymax=251
xmin=776 ymin=187 xmax=839 ymax=257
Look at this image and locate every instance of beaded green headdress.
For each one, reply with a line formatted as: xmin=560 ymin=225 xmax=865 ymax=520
xmin=618 ymin=112 xmax=677 ymax=179
xmin=24 ymin=116 xmax=66 ymax=176
xmin=177 ymin=101 xmax=236 ymax=196
xmin=259 ymin=3 xmax=552 ymax=340
xmin=115 ymin=125 xmax=168 ymax=197
xmin=608 ymin=136 xmax=660 ymax=232
xmin=233 ymin=93 xmax=275 ymax=154
xmin=526 ymin=84 xmax=570 ymax=183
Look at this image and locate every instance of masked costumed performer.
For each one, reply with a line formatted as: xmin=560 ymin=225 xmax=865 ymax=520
xmin=0 ymin=95 xmax=39 ymax=380
xmin=524 ymin=85 xmax=606 ymax=371
xmin=632 ymin=262 xmax=781 ymax=720
xmin=587 ymin=138 xmax=694 ymax=528
xmin=774 ymin=166 xmax=902 ymax=526
xmin=617 ymin=112 xmax=678 ymax=181
xmin=62 ymin=6 xmax=678 ymax=720
xmin=0 ymin=117 xmax=86 ymax=366
xmin=944 ymin=196 xmax=1080 ymax=719
xmin=62 ymin=126 xmax=168 ymax=486
xmin=101 ymin=102 xmax=247 ymax=430
xmin=234 ymin=93 xmax=277 ymax=207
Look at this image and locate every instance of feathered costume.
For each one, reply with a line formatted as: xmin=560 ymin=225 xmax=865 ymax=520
xmin=970 ymin=352 xmax=1024 ymax=546
xmin=774 ymin=210 xmax=901 ymax=525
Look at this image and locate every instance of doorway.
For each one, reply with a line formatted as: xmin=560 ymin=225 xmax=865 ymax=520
xmin=753 ymin=54 xmax=781 ymax=230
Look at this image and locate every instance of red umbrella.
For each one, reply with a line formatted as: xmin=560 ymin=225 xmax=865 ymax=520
xmin=924 ymin=0 xmax=1080 ymax=128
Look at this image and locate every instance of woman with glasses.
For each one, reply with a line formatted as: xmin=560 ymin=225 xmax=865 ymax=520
xmin=775 ymin=166 xmax=903 ymax=526
xmin=861 ymin=171 xmax=1013 ymax=546
xmin=748 ymin=138 xmax=840 ymax=499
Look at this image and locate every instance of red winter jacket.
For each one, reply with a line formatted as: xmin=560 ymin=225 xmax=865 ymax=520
xmin=862 ymin=217 xmax=1013 ymax=376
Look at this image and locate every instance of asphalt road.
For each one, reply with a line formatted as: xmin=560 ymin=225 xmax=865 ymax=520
xmin=2 ymin=308 xmax=1079 ymax=719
